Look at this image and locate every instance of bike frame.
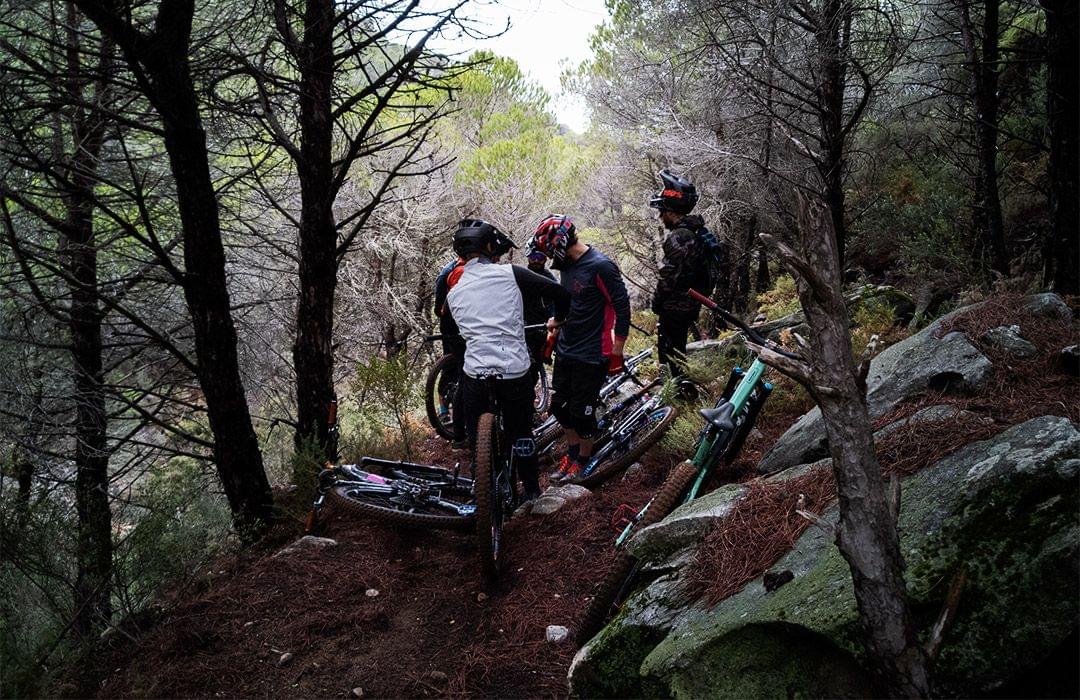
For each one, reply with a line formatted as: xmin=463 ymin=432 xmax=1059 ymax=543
xmin=580 ymin=379 xmax=664 ymax=477
xmin=312 ymin=457 xmax=476 ymax=519
xmin=613 ymin=363 xmax=771 ymax=546
xmin=612 ymin=288 xmax=798 ymax=548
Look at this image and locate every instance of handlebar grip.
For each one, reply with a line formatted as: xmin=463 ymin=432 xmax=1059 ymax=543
xmin=687 ymin=288 xmax=717 ymax=309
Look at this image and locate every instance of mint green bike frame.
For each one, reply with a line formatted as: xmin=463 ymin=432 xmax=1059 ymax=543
xmin=615 ymin=357 xmax=771 ymax=547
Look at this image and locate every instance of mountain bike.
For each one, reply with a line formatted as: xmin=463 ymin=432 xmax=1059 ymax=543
xmin=424 ymin=324 xmax=549 ymax=441
xmin=532 ymin=346 xmax=656 ymax=456
xmin=471 ymin=373 xmax=536 ymax=580
xmin=568 ymin=376 xmax=677 ymax=489
xmin=574 ymin=289 xmax=802 ymax=644
xmin=307 ymin=457 xmax=475 ymax=530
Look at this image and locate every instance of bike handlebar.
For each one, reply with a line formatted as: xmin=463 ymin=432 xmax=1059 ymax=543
xmin=687 ymin=289 xmax=803 ymax=361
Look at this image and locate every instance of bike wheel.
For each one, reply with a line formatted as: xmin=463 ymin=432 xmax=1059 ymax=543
xmin=575 ymin=460 xmax=698 ymax=645
xmin=533 ymin=364 xmax=551 ymax=414
xmin=474 ymin=413 xmax=505 ymax=580
xmin=425 ymin=354 xmax=460 ymax=441
xmin=534 ymin=415 xmax=564 ymax=452
xmin=326 ymin=471 xmax=474 ymax=530
xmin=573 ymin=406 xmax=678 ymax=489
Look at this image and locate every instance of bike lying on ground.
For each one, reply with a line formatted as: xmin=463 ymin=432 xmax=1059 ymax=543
xmin=533 ymin=346 xmax=656 ymax=456
xmin=574 ymin=288 xmax=803 ymax=644
xmin=307 ymin=458 xmax=475 ymax=530
xmin=566 ymin=375 xmax=677 ymax=489
xmin=424 ymin=324 xmax=549 ymax=441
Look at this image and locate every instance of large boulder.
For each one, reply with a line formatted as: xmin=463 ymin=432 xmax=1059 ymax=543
xmin=627 ymin=484 xmax=748 ymax=566
xmin=570 ymin=416 xmax=1080 ymax=698
xmin=757 ymin=308 xmax=993 ymax=474
xmin=686 ymin=285 xmax=916 ymax=366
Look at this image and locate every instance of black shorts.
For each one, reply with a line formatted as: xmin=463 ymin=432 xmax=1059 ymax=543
xmin=550 ymin=356 xmax=608 ymax=437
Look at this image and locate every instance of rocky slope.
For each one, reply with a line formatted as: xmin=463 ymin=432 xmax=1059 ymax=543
xmin=571 ymin=293 xmax=1079 ymax=698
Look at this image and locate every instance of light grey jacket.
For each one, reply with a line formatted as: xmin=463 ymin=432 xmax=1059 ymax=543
xmin=447 ymin=258 xmax=530 ymax=380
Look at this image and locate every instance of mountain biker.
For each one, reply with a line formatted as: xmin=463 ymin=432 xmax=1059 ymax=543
xmin=522 ymin=245 xmax=557 ymax=386
xmin=434 ymin=234 xmax=517 ymax=447
xmin=649 ymin=169 xmax=726 ymax=386
xmin=531 ymin=215 xmax=631 ymax=483
xmin=445 ymin=218 xmax=570 ymax=502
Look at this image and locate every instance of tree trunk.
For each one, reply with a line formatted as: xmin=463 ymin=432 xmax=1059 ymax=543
xmin=754 ymin=245 xmax=771 ymax=293
xmin=292 ymin=0 xmax=339 ymax=458
xmin=732 ymin=213 xmax=757 ymax=313
xmin=815 ymin=0 xmax=850 ymax=271
xmin=75 ymin=0 xmax=275 ymax=537
xmin=66 ymin=181 xmax=112 ymax=639
xmin=764 ymin=196 xmax=930 ymax=697
xmin=1040 ymin=0 xmax=1079 ymax=295
xmin=15 ymin=447 xmax=33 ymax=527
xmin=958 ymin=0 xmax=1008 ymax=278
xmin=155 ymin=70 xmax=274 ymax=536
xmin=62 ymin=6 xmax=112 ymax=638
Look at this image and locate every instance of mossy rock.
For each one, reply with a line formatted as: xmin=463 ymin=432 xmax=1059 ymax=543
xmin=581 ymin=416 xmax=1079 ymax=697
xmin=666 ymin=623 xmax=876 ymax=699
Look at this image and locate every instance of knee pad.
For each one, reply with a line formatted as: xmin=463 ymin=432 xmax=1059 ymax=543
xmin=570 ymin=403 xmax=600 ymax=439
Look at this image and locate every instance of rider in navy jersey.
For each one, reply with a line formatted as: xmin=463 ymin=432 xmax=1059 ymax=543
xmin=530 ymin=215 xmax=631 ymax=482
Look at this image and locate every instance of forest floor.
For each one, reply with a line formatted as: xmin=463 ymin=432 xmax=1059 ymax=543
xmin=72 ymin=295 xmax=1077 ymax=698
xmin=75 ymin=405 xmax=798 ymax=699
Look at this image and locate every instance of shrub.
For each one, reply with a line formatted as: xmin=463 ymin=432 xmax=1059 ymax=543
xmin=755 ymin=275 xmax=801 ymax=319
xmin=345 ymin=352 xmax=425 ymax=461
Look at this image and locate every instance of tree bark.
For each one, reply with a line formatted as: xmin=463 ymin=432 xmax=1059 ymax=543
xmin=292 ymin=0 xmax=339 ymax=458
xmin=15 ymin=446 xmax=33 ymax=527
xmin=732 ymin=213 xmax=757 ymax=313
xmin=1040 ymin=0 xmax=1079 ymax=295
xmin=815 ymin=0 xmax=851 ymax=271
xmin=754 ymin=245 xmax=771 ymax=293
xmin=62 ymin=6 xmax=112 ymax=638
xmin=75 ymin=0 xmax=274 ymax=537
xmin=763 ymin=196 xmax=930 ymax=697
xmin=958 ymin=0 xmax=1008 ymax=278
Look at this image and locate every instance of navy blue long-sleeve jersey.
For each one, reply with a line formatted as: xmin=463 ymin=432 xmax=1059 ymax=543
xmin=556 ymin=246 xmax=631 ymax=364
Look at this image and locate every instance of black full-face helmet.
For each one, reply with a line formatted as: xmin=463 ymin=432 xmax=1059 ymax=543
xmin=648 ymin=170 xmax=698 ymax=214
xmin=453 ymin=218 xmax=512 ymax=258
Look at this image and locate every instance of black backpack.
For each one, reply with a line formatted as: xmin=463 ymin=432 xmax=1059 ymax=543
xmin=690 ymin=225 xmax=724 ymax=297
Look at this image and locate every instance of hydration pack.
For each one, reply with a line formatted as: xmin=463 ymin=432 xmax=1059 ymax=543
xmin=692 ymin=225 xmax=724 ymax=295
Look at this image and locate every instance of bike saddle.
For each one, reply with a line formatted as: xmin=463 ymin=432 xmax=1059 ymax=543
xmin=699 ymin=401 xmax=735 ymax=432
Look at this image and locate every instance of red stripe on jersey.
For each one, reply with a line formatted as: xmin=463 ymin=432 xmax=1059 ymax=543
xmin=596 ymin=272 xmax=615 ymax=358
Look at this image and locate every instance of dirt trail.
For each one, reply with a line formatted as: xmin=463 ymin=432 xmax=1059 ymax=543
xmin=93 ymin=436 xmax=690 ymax=698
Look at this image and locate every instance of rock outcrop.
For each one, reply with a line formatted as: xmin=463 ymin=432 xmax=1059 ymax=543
xmin=757 ymin=313 xmax=994 ymax=473
xmin=570 ymin=416 xmax=1080 ymax=698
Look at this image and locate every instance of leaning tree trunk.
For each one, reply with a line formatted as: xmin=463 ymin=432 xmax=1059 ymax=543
xmin=759 ymin=195 xmax=930 ymax=697
xmin=1040 ymin=0 xmax=1078 ymax=295
xmin=75 ymin=0 xmax=275 ymax=537
xmin=292 ymin=0 xmax=339 ymax=459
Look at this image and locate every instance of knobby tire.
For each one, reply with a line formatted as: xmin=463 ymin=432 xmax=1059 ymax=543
xmin=326 ymin=484 xmax=473 ymax=530
xmin=425 ymin=354 xmax=460 ymax=441
xmin=534 ymin=364 xmax=551 ymax=414
xmin=575 ymin=460 xmax=699 ymax=645
xmin=534 ymin=418 xmax=564 ymax=451
xmin=474 ymin=413 xmax=503 ymax=580
xmin=573 ymin=406 xmax=678 ymax=489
